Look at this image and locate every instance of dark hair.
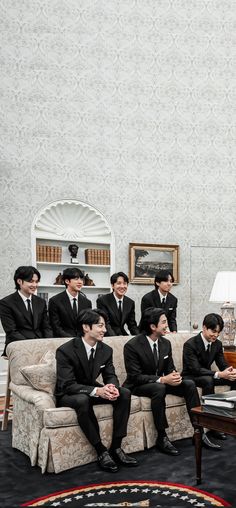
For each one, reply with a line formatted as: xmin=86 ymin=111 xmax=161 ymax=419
xmin=77 ymin=308 xmax=108 ymax=335
xmin=203 ymin=313 xmax=224 ymax=332
xmin=154 ymin=270 xmax=174 ymax=287
xmin=110 ymin=272 xmax=129 ymax=285
xmin=139 ymin=307 xmax=167 ymax=335
xmin=62 ymin=267 xmax=84 ymax=287
xmin=14 ymin=266 xmax=41 ymax=290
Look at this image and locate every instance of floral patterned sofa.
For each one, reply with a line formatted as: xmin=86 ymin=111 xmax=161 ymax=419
xmin=7 ymin=333 xmax=203 ymax=473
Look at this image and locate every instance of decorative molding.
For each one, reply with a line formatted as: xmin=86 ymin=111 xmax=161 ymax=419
xmin=33 ymin=200 xmax=111 ymax=242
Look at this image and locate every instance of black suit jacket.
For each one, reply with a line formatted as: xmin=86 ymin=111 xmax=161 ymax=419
xmin=48 ymin=290 xmax=92 ymax=338
xmin=123 ymin=333 xmax=176 ymax=391
xmin=182 ymin=333 xmax=228 ymax=378
xmin=0 ymin=291 xmax=52 ymax=355
xmin=140 ymin=289 xmax=177 ymax=332
xmin=55 ymin=336 xmax=119 ymax=399
xmin=96 ymin=292 xmax=139 ymax=337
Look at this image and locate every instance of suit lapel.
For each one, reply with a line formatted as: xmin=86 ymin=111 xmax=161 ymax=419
xmin=93 ymin=342 xmax=104 ymax=380
xmin=121 ymin=296 xmax=130 ymax=325
xmin=109 ymin=293 xmax=120 ymax=323
xmin=139 ymin=335 xmax=157 ymax=372
xmin=31 ymin=295 xmax=39 ymax=329
xmin=74 ymin=337 xmax=90 ymax=378
xmin=152 ymin=290 xmax=161 ymax=308
xmin=63 ymin=291 xmax=76 ymax=323
xmin=15 ymin=292 xmax=33 ymax=325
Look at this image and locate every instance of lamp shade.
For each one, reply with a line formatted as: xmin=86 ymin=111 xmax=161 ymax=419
xmin=209 ymin=271 xmax=236 ymax=303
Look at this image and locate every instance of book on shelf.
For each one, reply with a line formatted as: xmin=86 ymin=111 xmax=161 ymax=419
xmin=36 ymin=244 xmax=62 ymax=263
xmin=37 ymin=292 xmax=49 ymax=307
xmin=202 ymin=390 xmax=236 ymax=409
xmin=202 ymin=404 xmax=236 ymax=419
xmin=84 ymin=248 xmax=110 ymax=265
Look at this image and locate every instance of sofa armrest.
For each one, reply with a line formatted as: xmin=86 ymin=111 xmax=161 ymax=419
xmin=10 ymin=382 xmax=56 ymax=410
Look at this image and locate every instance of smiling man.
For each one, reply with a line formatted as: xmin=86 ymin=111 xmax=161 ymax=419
xmin=96 ymin=272 xmax=139 ymax=337
xmin=0 ymin=265 xmax=52 ymax=356
xmin=55 ymin=308 xmax=138 ymax=472
xmin=182 ymin=313 xmax=236 ymax=442
xmin=123 ymin=307 xmax=200 ymax=456
xmin=141 ymin=270 xmax=177 ymax=332
xmin=48 ymin=267 xmax=92 ymax=337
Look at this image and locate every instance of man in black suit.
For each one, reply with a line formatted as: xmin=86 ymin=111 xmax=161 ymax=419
xmin=55 ymin=308 xmax=138 ymax=472
xmin=182 ymin=313 xmax=236 ymax=442
xmin=0 ymin=266 xmax=52 ymax=356
xmin=96 ymin=272 xmax=139 ymax=337
xmin=123 ymin=307 xmax=218 ymax=455
xmin=48 ymin=267 xmax=92 ymax=337
xmin=141 ymin=270 xmax=177 ymax=332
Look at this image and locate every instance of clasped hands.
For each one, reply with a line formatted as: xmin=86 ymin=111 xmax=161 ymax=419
xmin=96 ymin=383 xmax=119 ymax=400
xmin=219 ymin=366 xmax=236 ymax=381
xmin=160 ymin=370 xmax=182 ymax=386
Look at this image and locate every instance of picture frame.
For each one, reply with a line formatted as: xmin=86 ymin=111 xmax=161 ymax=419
xmin=129 ymin=243 xmax=179 ymax=284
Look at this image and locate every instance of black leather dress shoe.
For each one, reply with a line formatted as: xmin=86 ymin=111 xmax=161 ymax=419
xmin=111 ymin=448 xmax=139 ymax=467
xmin=156 ymin=436 xmax=180 ymax=456
xmin=97 ymin=451 xmax=118 ymax=472
xmin=208 ymin=430 xmax=227 ymax=440
xmin=202 ymin=433 xmax=222 ymax=450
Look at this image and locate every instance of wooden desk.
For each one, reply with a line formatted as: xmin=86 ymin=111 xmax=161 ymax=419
xmin=191 ymin=406 xmax=236 ymax=484
xmin=224 ymin=349 xmax=236 ymax=368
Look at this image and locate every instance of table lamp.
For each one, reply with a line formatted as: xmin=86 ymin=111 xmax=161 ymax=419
xmin=209 ymin=271 xmax=236 ymax=349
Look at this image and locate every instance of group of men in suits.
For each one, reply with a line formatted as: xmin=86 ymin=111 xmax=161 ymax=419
xmin=1 ymin=265 xmax=236 ymax=472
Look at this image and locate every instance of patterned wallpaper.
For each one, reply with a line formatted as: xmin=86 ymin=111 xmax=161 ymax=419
xmin=0 ymin=0 xmax=236 ymax=332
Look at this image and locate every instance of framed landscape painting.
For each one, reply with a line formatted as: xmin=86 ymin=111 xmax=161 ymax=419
xmin=129 ymin=243 xmax=179 ymax=284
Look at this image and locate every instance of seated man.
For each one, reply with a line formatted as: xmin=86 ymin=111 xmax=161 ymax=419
xmin=55 ymin=308 xmax=138 ymax=472
xmin=182 ymin=312 xmax=236 ymax=441
xmin=96 ymin=272 xmax=139 ymax=337
xmin=141 ymin=270 xmax=177 ymax=332
xmin=48 ymin=267 xmax=92 ymax=337
xmin=0 ymin=265 xmax=52 ymax=356
xmin=123 ymin=307 xmax=218 ymax=456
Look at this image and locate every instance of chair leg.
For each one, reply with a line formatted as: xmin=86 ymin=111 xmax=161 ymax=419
xmin=1 ymin=362 xmax=12 ymax=431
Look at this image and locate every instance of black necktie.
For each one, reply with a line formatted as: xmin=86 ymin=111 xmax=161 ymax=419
xmin=118 ymin=300 xmax=122 ymax=323
xmin=161 ymin=297 xmax=165 ymax=308
xmin=153 ymin=343 xmax=158 ymax=372
xmin=88 ymin=347 xmax=95 ymax=376
xmin=206 ymin=344 xmax=211 ymax=363
xmin=72 ymin=298 xmax=77 ymax=318
xmin=26 ymin=299 xmax=33 ymax=324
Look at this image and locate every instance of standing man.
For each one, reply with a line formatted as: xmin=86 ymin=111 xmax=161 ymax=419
xmin=96 ymin=272 xmax=139 ymax=337
xmin=55 ymin=308 xmax=138 ymax=472
xmin=48 ymin=267 xmax=92 ymax=337
xmin=141 ymin=270 xmax=177 ymax=332
xmin=182 ymin=313 xmax=236 ymax=441
xmin=0 ymin=266 xmax=52 ymax=356
xmin=123 ymin=307 xmax=218 ymax=455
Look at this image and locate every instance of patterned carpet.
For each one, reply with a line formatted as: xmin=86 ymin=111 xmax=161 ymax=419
xmin=1 ymin=424 xmax=235 ymax=507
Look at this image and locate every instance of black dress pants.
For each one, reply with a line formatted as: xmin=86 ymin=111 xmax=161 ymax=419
xmin=57 ymin=387 xmax=131 ymax=447
xmin=133 ymin=379 xmax=200 ymax=431
xmin=184 ymin=375 xmax=236 ymax=396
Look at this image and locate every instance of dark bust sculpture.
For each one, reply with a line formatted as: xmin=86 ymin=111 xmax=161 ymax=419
xmin=68 ymin=244 xmax=79 ymax=263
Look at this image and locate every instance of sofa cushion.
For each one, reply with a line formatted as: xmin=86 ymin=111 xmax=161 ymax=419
xmin=20 ymin=350 xmax=56 ymax=395
xmin=43 ymin=395 xmax=141 ymax=428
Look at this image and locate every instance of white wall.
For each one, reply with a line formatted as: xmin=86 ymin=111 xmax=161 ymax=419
xmin=0 ymin=0 xmax=236 ymax=331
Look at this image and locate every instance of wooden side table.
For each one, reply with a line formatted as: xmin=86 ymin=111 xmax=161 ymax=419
xmin=224 ymin=348 xmax=236 ymax=368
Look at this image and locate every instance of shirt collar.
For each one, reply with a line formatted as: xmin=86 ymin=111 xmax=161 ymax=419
xmin=18 ymin=291 xmax=32 ymax=303
xmin=201 ymin=333 xmax=211 ymax=350
xmin=146 ymin=335 xmax=158 ymax=351
xmin=82 ymin=337 xmax=97 ymax=357
xmin=66 ymin=289 xmax=78 ymax=302
xmin=113 ymin=294 xmax=124 ymax=305
xmin=158 ymin=290 xmax=166 ymax=302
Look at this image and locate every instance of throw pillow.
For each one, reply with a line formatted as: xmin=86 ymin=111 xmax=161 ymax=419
xmin=20 ymin=350 xmax=56 ymax=395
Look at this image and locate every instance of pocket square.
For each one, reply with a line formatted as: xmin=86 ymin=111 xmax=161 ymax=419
xmin=169 ymin=308 xmax=173 ymax=310
xmin=164 ymin=355 xmax=168 ymax=359
xmin=100 ymin=365 xmax=105 ymax=369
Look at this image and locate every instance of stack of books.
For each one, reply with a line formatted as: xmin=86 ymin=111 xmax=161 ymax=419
xmin=36 ymin=245 xmax=62 ymax=263
xmin=202 ymin=390 xmax=236 ymax=418
xmin=85 ymin=249 xmax=110 ymax=265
